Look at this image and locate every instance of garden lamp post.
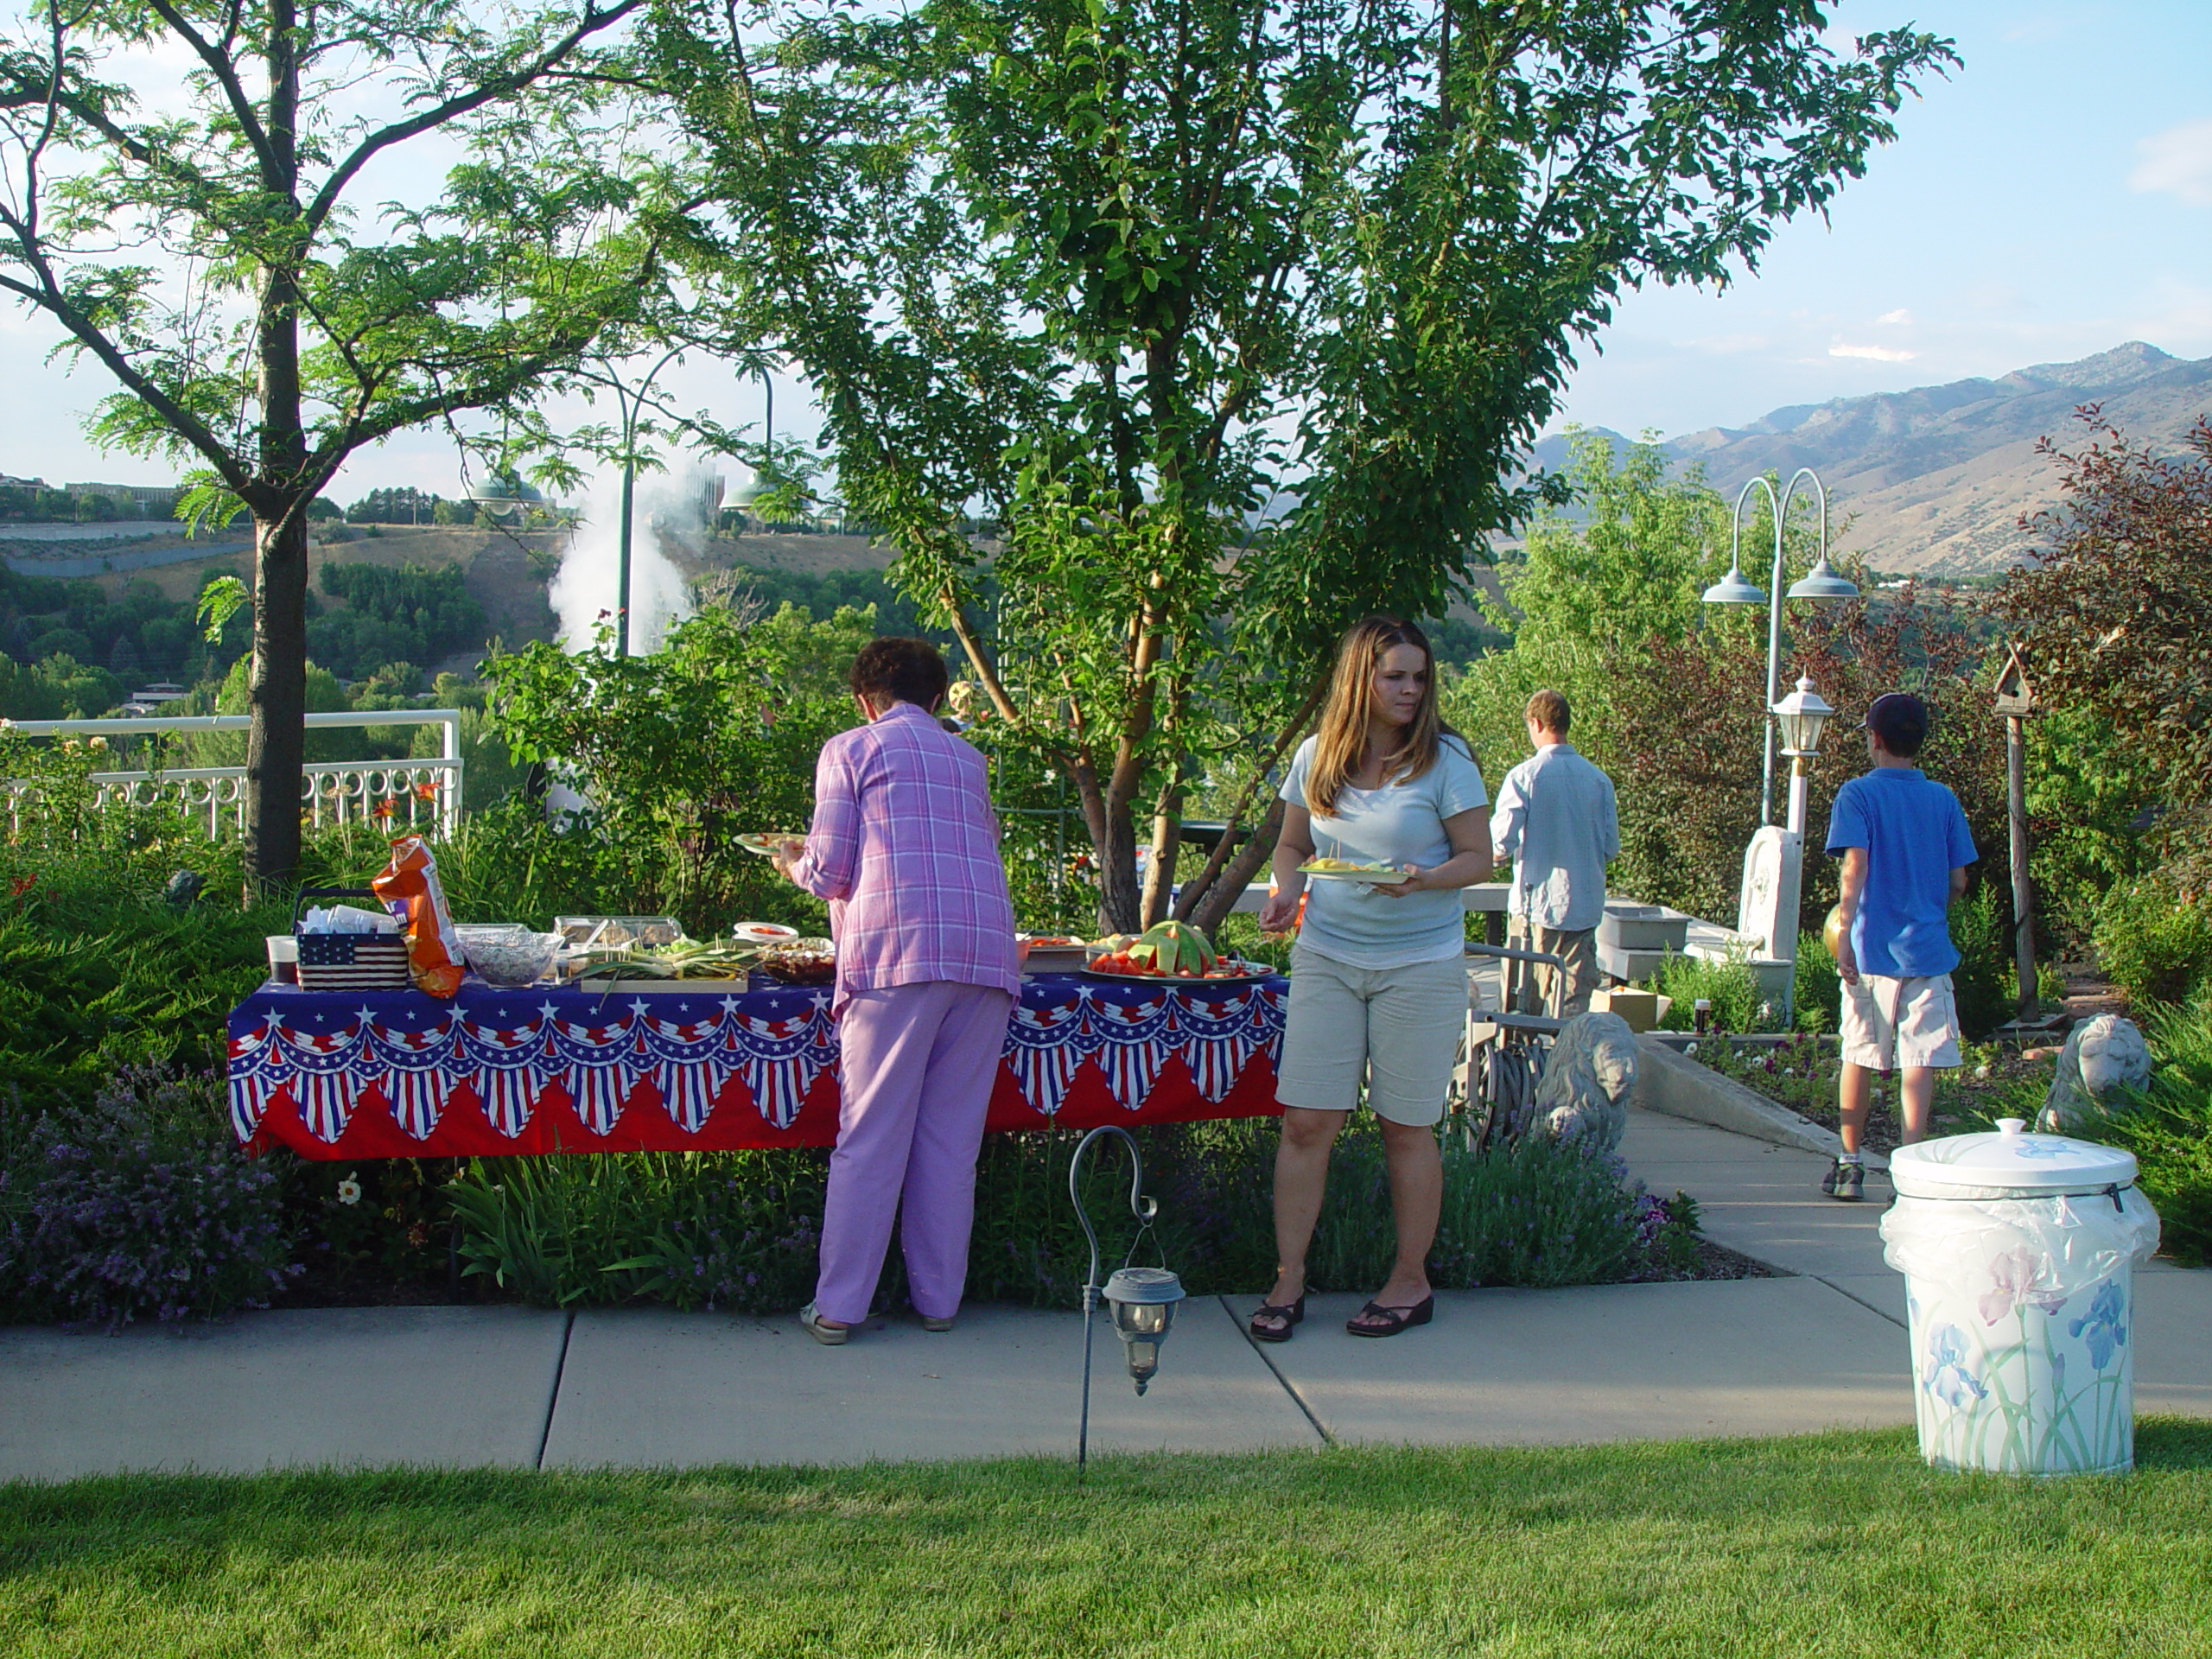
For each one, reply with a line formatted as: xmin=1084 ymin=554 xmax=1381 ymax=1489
xmin=1700 ymin=468 xmax=1859 ymax=823
xmin=1069 ymin=1125 xmax=1185 ymax=1475
xmin=1770 ymin=674 xmax=1835 ymax=838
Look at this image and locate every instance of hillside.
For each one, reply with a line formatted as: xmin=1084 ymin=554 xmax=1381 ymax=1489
xmin=1533 ymin=343 xmax=2212 ymax=575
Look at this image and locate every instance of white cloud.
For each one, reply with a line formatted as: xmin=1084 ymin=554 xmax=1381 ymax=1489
xmin=1829 ymin=342 xmax=1917 ymax=362
xmin=2130 ymin=118 xmax=2212 ymax=207
xmin=1876 ymin=308 xmax=1915 ymax=327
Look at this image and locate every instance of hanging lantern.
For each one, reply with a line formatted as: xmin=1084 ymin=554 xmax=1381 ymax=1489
xmin=1102 ymin=1267 xmax=1186 ymax=1395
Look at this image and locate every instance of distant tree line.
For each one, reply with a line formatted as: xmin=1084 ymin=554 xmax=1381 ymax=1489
xmin=308 ymin=563 xmax=488 ymax=680
xmin=0 ymin=564 xmax=248 ymax=717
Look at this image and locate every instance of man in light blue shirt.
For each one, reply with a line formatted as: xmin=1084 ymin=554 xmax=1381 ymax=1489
xmin=1489 ymin=690 xmax=1619 ymax=1015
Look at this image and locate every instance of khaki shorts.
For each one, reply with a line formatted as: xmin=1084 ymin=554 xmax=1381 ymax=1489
xmin=1274 ymin=946 xmax=1470 ymax=1127
xmin=1841 ymin=973 xmax=1962 ymax=1071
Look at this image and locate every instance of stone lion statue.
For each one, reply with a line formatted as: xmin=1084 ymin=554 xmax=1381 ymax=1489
xmin=2040 ymin=1014 xmax=2152 ymax=1132
xmin=1534 ymin=1010 xmax=1640 ymax=1153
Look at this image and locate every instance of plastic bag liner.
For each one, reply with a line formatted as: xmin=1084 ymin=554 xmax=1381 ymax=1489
xmin=370 ymin=835 xmax=466 ymax=998
xmin=1880 ymin=1181 xmax=2158 ymax=1476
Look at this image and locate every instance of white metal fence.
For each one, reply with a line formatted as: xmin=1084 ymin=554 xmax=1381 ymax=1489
xmin=2 ymin=709 xmax=464 ymax=839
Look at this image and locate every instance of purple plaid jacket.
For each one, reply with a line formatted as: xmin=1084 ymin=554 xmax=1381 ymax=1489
xmin=788 ymin=700 xmax=1020 ymax=1013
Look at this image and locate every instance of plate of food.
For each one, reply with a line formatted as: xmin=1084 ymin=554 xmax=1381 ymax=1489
xmin=1079 ymin=922 xmax=1270 ymax=983
xmin=757 ymin=938 xmax=837 ymax=985
xmin=737 ymin=832 xmax=802 ymax=858
xmin=1082 ymin=953 xmax=1271 ymax=985
xmin=1016 ymin=933 xmax=1090 ymax=973
xmin=1298 ymin=857 xmax=1413 ymax=884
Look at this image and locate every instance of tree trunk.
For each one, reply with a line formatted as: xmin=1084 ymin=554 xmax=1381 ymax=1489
xmin=244 ymin=508 xmax=309 ymax=891
xmin=1188 ymin=798 xmax=1283 ymax=936
xmin=1096 ymin=805 xmax=1142 ymax=935
xmin=1140 ymin=796 xmax=1181 ymax=927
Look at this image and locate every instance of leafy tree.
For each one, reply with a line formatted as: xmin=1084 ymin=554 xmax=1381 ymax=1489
xmin=480 ymin=601 xmax=874 ymax=931
xmin=1996 ymin=412 xmax=2212 ymax=810
xmin=660 ymin=0 xmax=1955 ymax=931
xmin=0 ymin=0 xmax=680 ymax=887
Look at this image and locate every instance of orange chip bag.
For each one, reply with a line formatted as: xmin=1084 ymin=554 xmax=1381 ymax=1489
xmin=371 ymin=834 xmax=467 ymax=998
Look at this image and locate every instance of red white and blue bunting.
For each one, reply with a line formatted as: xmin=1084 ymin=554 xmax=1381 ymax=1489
xmin=228 ymin=972 xmax=1287 ymax=1158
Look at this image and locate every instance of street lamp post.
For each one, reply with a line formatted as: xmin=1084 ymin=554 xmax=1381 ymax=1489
xmin=1703 ymin=470 xmax=1855 ymax=1020
xmin=609 ymin=345 xmax=685 ymax=658
xmin=1700 ymin=467 xmax=1859 ymax=823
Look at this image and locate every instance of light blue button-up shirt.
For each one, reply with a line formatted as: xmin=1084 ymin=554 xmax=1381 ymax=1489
xmin=1490 ymin=743 xmax=1619 ymax=931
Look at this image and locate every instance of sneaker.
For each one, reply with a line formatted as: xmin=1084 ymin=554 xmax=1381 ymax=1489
xmin=1821 ymin=1160 xmax=1866 ymax=1203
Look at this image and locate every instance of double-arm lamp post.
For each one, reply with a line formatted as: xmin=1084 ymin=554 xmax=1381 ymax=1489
xmin=1700 ymin=468 xmax=1859 ymax=824
xmin=1701 ymin=471 xmax=1855 ymax=1010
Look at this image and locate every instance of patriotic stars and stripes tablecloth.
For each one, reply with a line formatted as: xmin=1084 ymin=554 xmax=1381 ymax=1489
xmin=226 ymin=971 xmax=1290 ymax=1158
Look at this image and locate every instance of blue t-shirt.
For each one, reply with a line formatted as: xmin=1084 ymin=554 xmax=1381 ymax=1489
xmin=1281 ymin=734 xmax=1488 ymax=969
xmin=1825 ymin=768 xmax=1978 ymax=978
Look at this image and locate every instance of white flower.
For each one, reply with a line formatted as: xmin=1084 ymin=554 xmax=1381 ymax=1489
xmin=1683 ymin=1042 xmax=1699 ymax=1058
xmin=335 ymin=1176 xmax=363 ymax=1206
xmin=1974 ymin=1064 xmax=1991 ymax=1080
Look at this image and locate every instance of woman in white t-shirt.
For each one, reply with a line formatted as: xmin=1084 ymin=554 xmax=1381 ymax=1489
xmin=1251 ymin=617 xmax=1492 ymax=1341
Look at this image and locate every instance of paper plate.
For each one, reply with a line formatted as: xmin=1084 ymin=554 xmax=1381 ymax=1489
xmin=737 ymin=833 xmax=801 ymax=858
xmin=1298 ymin=863 xmax=1413 ymax=884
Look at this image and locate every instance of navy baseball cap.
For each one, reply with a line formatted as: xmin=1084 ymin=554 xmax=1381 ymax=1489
xmin=1862 ymin=692 xmax=1929 ymax=751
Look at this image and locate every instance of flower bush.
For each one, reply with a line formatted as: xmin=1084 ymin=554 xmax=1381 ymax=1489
xmin=441 ymin=1116 xmax=1700 ymax=1312
xmin=0 ymin=1068 xmax=296 ymax=1329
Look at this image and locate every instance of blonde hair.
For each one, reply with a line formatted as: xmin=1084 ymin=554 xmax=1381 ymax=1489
xmin=1306 ymin=617 xmax=1446 ymax=817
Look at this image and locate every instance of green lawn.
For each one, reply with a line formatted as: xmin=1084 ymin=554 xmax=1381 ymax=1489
xmin=5 ymin=1425 xmax=2211 ymax=1656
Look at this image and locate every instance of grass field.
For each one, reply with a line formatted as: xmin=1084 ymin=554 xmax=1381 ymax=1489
xmin=3 ymin=1425 xmax=2210 ymax=1656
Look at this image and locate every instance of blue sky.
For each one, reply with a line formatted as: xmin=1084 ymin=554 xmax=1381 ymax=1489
xmin=0 ymin=1 xmax=2205 ymax=500
xmin=1556 ymin=0 xmax=2212 ymax=438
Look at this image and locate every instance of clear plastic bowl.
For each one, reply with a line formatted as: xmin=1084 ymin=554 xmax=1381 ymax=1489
xmin=459 ymin=928 xmax=565 ymax=986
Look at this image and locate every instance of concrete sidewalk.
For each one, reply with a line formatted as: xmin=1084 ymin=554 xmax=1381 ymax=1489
xmin=3 ymin=1104 xmax=2207 ymax=1480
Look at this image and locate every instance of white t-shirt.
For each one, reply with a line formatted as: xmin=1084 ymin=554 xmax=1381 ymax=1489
xmin=1280 ymin=734 xmax=1489 ymax=969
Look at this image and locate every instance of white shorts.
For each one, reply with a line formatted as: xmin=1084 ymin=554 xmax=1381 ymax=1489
xmin=1274 ymin=946 xmax=1470 ymax=1127
xmin=1840 ymin=973 xmax=1961 ymax=1071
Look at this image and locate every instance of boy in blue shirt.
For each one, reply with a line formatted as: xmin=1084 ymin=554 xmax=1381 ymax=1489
xmin=1821 ymin=692 xmax=1978 ymax=1201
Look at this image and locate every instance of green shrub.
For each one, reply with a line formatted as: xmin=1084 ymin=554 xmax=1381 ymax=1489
xmin=2094 ymin=874 xmax=2212 ymax=1007
xmin=442 ymin=1116 xmax=1670 ymax=1311
xmin=1793 ymin=931 xmax=1841 ymax=1033
xmin=1649 ymin=951 xmax=1776 ymax=1033
xmin=1949 ymin=883 xmax=2013 ymax=1039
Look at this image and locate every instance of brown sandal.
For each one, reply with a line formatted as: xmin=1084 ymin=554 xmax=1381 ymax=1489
xmin=1248 ymin=1294 xmax=1306 ymax=1343
xmin=1347 ymin=1294 xmax=1434 ymax=1338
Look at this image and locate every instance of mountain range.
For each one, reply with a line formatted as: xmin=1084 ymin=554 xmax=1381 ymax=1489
xmin=1533 ymin=342 xmax=2212 ymax=575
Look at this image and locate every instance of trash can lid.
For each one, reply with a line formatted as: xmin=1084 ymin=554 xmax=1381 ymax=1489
xmin=1890 ymin=1117 xmax=2139 ymax=1199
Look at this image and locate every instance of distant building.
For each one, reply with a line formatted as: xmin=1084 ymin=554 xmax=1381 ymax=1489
xmin=0 ymin=473 xmax=48 ymax=491
xmin=67 ymin=481 xmax=184 ymax=518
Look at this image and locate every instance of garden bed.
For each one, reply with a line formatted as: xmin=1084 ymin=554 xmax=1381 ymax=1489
xmin=1676 ymin=1032 xmax=2051 ymax=1155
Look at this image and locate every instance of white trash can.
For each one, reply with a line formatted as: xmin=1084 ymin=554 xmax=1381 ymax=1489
xmin=1879 ymin=1117 xmax=2160 ymax=1475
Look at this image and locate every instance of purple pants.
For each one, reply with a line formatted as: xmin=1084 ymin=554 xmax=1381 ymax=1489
xmin=814 ymin=979 xmax=1015 ymax=1324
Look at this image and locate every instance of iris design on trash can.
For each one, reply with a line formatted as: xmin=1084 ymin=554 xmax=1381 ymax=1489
xmin=1921 ymin=1324 xmax=1988 ymax=1410
xmin=1977 ymin=1246 xmax=2068 ymax=1325
xmin=2069 ymin=1282 xmax=2128 ymax=1371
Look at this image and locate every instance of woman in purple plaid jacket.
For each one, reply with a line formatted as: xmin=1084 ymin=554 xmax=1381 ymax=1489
xmin=773 ymin=639 xmax=1020 ymax=1344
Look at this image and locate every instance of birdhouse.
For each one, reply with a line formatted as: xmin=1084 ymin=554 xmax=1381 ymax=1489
xmin=1993 ymin=641 xmax=2037 ymax=717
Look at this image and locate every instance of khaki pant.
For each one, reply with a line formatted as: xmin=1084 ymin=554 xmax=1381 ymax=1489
xmin=1507 ymin=918 xmax=1599 ymax=1017
xmin=1275 ymin=945 xmax=1471 ymax=1127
